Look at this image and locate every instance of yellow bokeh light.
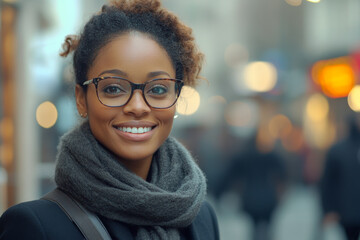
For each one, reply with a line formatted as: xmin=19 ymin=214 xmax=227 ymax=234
xmin=243 ymin=61 xmax=277 ymax=92
xmin=304 ymin=120 xmax=336 ymax=150
xmin=306 ymin=93 xmax=329 ymax=122
xmin=36 ymin=101 xmax=58 ymax=128
xmin=348 ymin=85 xmax=360 ymax=112
xmin=304 ymin=94 xmax=335 ymax=150
xmin=285 ymin=0 xmax=302 ymax=6
xmin=307 ymin=0 xmax=320 ymax=3
xmin=176 ymin=86 xmax=201 ymax=115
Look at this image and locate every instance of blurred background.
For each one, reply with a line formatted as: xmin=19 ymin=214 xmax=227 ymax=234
xmin=1 ymin=0 xmax=360 ymax=239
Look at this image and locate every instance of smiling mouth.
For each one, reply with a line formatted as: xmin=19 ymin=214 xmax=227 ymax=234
xmin=114 ymin=126 xmax=154 ymax=134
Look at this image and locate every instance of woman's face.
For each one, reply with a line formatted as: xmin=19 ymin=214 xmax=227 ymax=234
xmin=76 ymin=32 xmax=176 ymax=172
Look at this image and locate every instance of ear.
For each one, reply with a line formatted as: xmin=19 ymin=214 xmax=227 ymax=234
xmin=75 ymin=84 xmax=88 ymax=117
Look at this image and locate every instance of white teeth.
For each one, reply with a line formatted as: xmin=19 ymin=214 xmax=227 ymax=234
xmin=116 ymin=126 xmax=152 ymax=134
xmin=132 ymin=127 xmax=138 ymax=133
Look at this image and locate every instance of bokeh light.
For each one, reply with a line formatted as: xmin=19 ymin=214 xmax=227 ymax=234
xmin=225 ymin=100 xmax=259 ymax=137
xmin=243 ymin=61 xmax=277 ymax=92
xmin=311 ymin=57 xmax=356 ymax=98
xmin=305 ymin=93 xmax=329 ymax=122
xmin=285 ymin=0 xmax=302 ymax=6
xmin=281 ymin=127 xmax=304 ymax=152
xmin=176 ymin=86 xmax=201 ymax=115
xmin=348 ymin=85 xmax=360 ymax=112
xmin=257 ymin=124 xmax=275 ymax=153
xmin=305 ymin=120 xmax=336 ymax=150
xmin=36 ymin=101 xmax=58 ymax=128
xmin=304 ymin=93 xmax=335 ymax=150
xmin=225 ymin=101 xmax=253 ymax=127
xmin=307 ymin=0 xmax=320 ymax=3
xmin=268 ymin=114 xmax=293 ymax=139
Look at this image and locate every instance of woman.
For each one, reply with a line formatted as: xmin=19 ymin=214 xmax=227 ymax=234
xmin=0 ymin=1 xmax=219 ymax=239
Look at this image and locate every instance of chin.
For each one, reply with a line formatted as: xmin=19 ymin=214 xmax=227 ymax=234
xmin=114 ymin=144 xmax=157 ymax=162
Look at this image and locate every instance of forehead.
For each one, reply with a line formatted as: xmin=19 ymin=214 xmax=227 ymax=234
xmin=88 ymin=32 xmax=175 ymax=79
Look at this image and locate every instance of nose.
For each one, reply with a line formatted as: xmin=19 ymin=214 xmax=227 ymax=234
xmin=122 ymin=90 xmax=151 ymax=116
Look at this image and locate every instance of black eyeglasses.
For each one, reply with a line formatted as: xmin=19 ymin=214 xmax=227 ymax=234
xmin=83 ymin=76 xmax=184 ymax=109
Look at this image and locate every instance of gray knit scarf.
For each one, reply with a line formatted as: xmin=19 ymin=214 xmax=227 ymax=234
xmin=55 ymin=121 xmax=207 ymax=240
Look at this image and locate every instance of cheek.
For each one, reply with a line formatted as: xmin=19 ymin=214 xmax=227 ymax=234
xmin=154 ymin=107 xmax=176 ymax=141
xmin=158 ymin=107 xmax=176 ymax=126
xmin=85 ymin=90 xmax=116 ymax=130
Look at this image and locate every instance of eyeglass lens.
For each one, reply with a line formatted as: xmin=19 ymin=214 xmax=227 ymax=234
xmin=96 ymin=78 xmax=179 ymax=108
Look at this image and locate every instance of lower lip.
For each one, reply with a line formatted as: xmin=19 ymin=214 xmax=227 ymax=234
xmin=113 ymin=127 xmax=155 ymax=142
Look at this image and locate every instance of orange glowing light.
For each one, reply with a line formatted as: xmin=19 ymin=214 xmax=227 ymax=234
xmin=311 ymin=57 xmax=356 ymax=98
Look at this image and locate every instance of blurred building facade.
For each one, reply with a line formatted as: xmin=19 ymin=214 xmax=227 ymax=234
xmin=0 ymin=2 xmax=359 ymax=235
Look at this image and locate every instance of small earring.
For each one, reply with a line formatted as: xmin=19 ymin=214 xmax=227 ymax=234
xmin=80 ymin=113 xmax=87 ymax=118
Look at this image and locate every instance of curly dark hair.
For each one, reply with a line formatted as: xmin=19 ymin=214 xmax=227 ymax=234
xmin=61 ymin=0 xmax=204 ymax=88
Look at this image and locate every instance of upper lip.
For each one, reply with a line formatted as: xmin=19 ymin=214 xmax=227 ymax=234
xmin=113 ymin=121 xmax=157 ymax=128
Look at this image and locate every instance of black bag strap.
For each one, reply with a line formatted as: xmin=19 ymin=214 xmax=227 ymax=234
xmin=42 ymin=188 xmax=112 ymax=240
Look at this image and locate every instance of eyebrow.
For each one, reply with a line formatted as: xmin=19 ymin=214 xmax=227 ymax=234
xmin=147 ymin=71 xmax=171 ymax=78
xmin=98 ymin=69 xmax=172 ymax=79
xmin=98 ymin=69 xmax=128 ymax=77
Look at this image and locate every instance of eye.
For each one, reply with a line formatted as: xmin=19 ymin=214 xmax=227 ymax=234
xmin=147 ymin=85 xmax=168 ymax=95
xmin=102 ymin=84 xmax=125 ymax=96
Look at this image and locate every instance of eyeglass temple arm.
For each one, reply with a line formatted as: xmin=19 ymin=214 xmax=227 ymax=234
xmin=83 ymin=79 xmax=93 ymax=86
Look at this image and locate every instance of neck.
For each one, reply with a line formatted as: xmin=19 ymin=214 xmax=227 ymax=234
xmin=119 ymin=156 xmax=153 ymax=180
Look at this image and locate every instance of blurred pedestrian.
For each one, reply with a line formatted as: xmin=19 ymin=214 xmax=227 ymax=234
xmin=320 ymin=115 xmax=360 ymax=240
xmin=215 ymin=133 xmax=287 ymax=240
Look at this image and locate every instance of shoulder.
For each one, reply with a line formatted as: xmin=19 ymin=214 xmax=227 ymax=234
xmin=189 ymin=201 xmax=220 ymax=240
xmin=325 ymin=139 xmax=350 ymax=165
xmin=0 ymin=200 xmax=83 ymax=240
xmin=0 ymin=200 xmax=48 ymax=240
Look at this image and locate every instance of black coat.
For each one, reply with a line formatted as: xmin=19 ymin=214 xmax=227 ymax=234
xmin=0 ymin=199 xmax=219 ymax=240
xmin=320 ymin=135 xmax=360 ymax=225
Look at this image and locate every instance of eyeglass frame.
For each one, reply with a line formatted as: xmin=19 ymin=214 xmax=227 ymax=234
xmin=82 ymin=76 xmax=184 ymax=109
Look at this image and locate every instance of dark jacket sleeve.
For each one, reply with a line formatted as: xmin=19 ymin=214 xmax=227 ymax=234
xmin=0 ymin=203 xmax=47 ymax=240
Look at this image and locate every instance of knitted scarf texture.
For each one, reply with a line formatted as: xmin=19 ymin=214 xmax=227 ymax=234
xmin=55 ymin=121 xmax=207 ymax=240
